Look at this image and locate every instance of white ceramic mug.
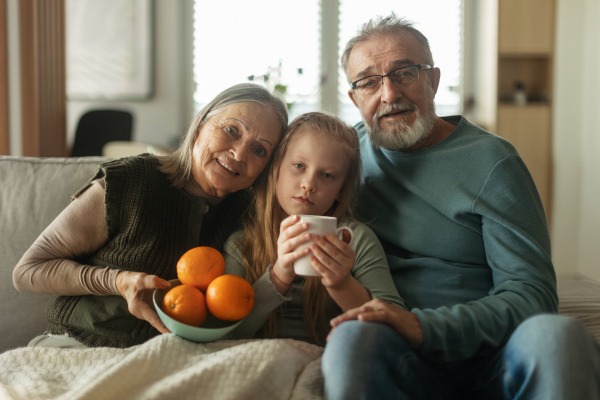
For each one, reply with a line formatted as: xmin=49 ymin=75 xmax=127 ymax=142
xmin=293 ymin=215 xmax=354 ymax=276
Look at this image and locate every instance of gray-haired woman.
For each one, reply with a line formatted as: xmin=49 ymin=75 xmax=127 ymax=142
xmin=13 ymin=83 xmax=288 ymax=349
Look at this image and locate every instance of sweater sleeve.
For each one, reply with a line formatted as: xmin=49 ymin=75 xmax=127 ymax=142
xmin=348 ymin=220 xmax=407 ymax=311
xmin=413 ymin=155 xmax=558 ymax=362
xmin=12 ymin=179 xmax=122 ymax=296
xmin=222 ymin=231 xmax=292 ymax=339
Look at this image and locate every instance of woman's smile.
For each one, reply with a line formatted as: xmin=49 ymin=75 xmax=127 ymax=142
xmin=216 ymin=158 xmax=240 ymax=176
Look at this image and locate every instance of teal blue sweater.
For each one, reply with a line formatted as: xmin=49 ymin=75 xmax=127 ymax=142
xmin=354 ymin=116 xmax=558 ymax=362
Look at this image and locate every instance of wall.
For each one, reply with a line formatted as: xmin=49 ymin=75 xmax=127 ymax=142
xmin=6 ymin=0 xmax=194 ymax=156
xmin=552 ymin=0 xmax=600 ymax=281
xmin=66 ymin=0 xmax=194 ymax=151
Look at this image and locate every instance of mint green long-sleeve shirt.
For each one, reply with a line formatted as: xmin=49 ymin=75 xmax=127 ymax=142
xmin=354 ymin=116 xmax=558 ymax=363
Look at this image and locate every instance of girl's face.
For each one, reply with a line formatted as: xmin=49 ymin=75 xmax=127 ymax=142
xmin=276 ymin=128 xmax=351 ymax=217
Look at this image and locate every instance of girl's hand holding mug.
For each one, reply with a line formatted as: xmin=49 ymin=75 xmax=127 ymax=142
xmin=272 ymin=215 xmax=313 ymax=289
xmin=310 ymin=232 xmax=356 ymax=289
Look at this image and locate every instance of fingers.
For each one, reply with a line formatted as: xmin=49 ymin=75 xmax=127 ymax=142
xmin=139 ymin=302 xmax=171 ymax=334
xmin=330 ymin=299 xmax=387 ymax=327
xmin=280 ymin=214 xmax=301 ymax=231
xmin=144 ymin=274 xmax=170 ymax=290
xmin=279 ymin=215 xmax=307 ymax=241
xmin=326 ymin=326 xmax=336 ymax=342
xmin=278 ymin=216 xmax=311 ymax=253
xmin=314 ymin=234 xmax=354 ymax=259
xmin=330 ymin=307 xmax=364 ymax=327
xmin=280 ymin=231 xmax=312 ymax=255
xmin=310 ymin=234 xmax=354 ymax=274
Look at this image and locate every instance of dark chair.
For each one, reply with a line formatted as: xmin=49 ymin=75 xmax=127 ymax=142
xmin=71 ymin=110 xmax=134 ymax=157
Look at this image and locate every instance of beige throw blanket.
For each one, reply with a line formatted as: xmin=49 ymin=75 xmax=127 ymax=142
xmin=0 ymin=334 xmax=324 ymax=400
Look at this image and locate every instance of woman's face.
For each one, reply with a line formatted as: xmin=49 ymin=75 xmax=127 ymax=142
xmin=192 ymin=102 xmax=281 ymax=197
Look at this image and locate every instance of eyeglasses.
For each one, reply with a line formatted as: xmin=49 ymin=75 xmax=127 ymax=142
xmin=350 ymin=64 xmax=432 ymax=96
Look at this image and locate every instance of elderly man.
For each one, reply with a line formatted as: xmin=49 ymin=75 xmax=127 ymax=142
xmin=322 ymin=14 xmax=600 ymax=400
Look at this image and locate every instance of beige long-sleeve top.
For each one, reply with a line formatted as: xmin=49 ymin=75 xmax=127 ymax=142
xmin=13 ymin=177 xmax=221 ymax=296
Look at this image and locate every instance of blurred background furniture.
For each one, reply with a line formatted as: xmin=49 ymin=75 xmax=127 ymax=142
xmin=71 ymin=109 xmax=133 ymax=157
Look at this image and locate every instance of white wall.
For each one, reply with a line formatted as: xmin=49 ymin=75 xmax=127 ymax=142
xmin=552 ymin=0 xmax=600 ymax=281
xmin=66 ymin=0 xmax=194 ymax=151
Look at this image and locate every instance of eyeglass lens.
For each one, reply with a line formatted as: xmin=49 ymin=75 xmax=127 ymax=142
xmin=354 ymin=66 xmax=420 ymax=94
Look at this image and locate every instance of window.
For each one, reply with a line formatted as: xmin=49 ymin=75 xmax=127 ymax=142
xmin=193 ymin=0 xmax=320 ymax=120
xmin=193 ymin=1 xmax=463 ymax=125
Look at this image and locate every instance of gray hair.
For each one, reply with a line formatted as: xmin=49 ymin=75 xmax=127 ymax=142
xmin=340 ymin=13 xmax=434 ymax=83
xmin=158 ymin=83 xmax=289 ymax=188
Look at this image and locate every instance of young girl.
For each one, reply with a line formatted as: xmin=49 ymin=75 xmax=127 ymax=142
xmin=224 ymin=112 xmax=405 ymax=345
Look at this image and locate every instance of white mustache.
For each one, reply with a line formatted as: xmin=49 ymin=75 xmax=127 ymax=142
xmin=373 ymin=103 xmax=417 ymax=123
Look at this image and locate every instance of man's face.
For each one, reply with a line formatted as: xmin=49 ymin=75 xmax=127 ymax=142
xmin=347 ymin=33 xmax=441 ymax=150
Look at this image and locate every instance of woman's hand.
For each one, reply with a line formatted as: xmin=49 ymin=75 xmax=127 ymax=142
xmin=310 ymin=232 xmax=355 ymax=289
xmin=328 ymin=298 xmax=424 ymax=349
xmin=272 ymin=215 xmax=312 ymax=290
xmin=116 ymin=271 xmax=172 ymax=334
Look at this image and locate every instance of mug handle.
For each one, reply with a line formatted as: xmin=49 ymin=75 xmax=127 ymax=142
xmin=335 ymin=226 xmax=354 ymax=246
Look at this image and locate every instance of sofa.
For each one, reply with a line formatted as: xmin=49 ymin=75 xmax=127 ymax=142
xmin=0 ymin=155 xmax=599 ymax=399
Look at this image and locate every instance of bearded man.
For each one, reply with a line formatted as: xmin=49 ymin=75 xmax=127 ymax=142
xmin=322 ymin=14 xmax=600 ymax=400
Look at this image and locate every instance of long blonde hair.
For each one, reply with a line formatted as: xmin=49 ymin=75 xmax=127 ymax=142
xmin=241 ymin=112 xmax=361 ymax=344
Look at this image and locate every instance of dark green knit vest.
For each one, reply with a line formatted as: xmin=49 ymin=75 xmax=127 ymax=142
xmin=45 ymin=154 xmax=248 ymax=348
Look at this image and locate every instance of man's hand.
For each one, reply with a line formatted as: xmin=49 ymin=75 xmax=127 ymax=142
xmin=328 ymin=298 xmax=424 ymax=349
xmin=116 ymin=271 xmax=172 ymax=334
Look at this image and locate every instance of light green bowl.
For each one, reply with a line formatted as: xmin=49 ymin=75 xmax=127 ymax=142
xmin=153 ymin=279 xmax=243 ymax=342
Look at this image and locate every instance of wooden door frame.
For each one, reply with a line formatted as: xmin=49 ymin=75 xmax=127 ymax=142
xmin=20 ymin=0 xmax=67 ymax=157
xmin=0 ymin=0 xmax=9 ymax=155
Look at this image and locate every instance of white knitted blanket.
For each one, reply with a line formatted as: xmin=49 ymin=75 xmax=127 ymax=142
xmin=0 ymin=334 xmax=324 ymax=400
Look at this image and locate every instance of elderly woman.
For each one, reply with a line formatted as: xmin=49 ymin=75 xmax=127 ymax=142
xmin=13 ymin=83 xmax=288 ymax=349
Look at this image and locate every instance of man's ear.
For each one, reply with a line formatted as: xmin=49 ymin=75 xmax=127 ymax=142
xmin=348 ymin=89 xmax=359 ymax=108
xmin=430 ymin=67 xmax=441 ymax=94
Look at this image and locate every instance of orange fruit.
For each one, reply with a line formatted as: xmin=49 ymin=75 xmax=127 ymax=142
xmin=162 ymin=284 xmax=208 ymax=327
xmin=177 ymin=247 xmax=225 ymax=290
xmin=206 ymin=275 xmax=255 ymax=321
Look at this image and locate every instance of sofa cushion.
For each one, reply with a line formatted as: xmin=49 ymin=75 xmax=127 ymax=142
xmin=557 ymin=276 xmax=600 ymax=343
xmin=0 ymin=156 xmax=108 ymax=353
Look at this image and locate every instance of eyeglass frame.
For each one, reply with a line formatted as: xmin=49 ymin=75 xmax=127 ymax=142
xmin=350 ymin=64 xmax=432 ymax=92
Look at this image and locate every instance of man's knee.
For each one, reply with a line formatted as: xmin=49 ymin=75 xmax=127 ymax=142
xmin=324 ymin=321 xmax=401 ymax=360
xmin=508 ymin=314 xmax=594 ymax=356
xmin=323 ymin=321 xmax=409 ymax=374
xmin=503 ymin=314 xmax=600 ymax=399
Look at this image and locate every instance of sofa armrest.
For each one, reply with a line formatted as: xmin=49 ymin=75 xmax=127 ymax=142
xmin=0 ymin=156 xmax=109 ymax=353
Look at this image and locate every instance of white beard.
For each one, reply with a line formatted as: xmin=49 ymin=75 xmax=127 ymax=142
xmin=363 ymin=88 xmax=438 ymax=151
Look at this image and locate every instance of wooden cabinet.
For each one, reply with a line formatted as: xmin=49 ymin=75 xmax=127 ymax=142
xmin=498 ymin=0 xmax=554 ymax=54
xmin=497 ymin=105 xmax=552 ymax=212
xmin=493 ymin=0 xmax=555 ymax=223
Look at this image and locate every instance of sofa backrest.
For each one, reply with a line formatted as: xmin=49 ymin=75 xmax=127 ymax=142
xmin=0 ymin=156 xmax=108 ymax=353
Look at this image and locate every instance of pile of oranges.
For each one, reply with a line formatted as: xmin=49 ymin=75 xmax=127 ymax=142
xmin=162 ymin=246 xmax=255 ymax=327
